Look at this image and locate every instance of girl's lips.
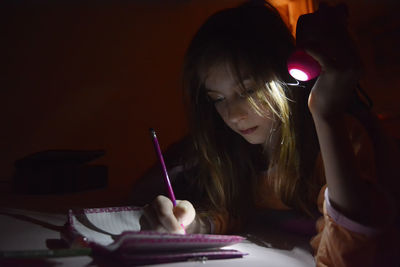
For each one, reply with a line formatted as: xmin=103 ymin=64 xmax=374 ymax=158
xmin=239 ymin=126 xmax=258 ymax=135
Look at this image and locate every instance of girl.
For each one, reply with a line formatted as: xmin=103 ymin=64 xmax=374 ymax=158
xmin=133 ymin=1 xmax=400 ymax=265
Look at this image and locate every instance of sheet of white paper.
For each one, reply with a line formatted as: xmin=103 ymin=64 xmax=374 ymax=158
xmin=69 ymin=207 xmax=143 ymax=246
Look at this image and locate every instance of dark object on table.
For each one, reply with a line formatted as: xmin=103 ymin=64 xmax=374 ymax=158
xmin=13 ymin=150 xmax=107 ymax=194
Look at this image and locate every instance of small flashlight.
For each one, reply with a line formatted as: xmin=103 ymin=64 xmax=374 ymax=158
xmin=287 ymin=49 xmax=321 ymax=82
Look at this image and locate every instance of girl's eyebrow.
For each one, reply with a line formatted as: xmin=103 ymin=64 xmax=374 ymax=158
xmin=205 ymin=80 xmax=255 ymax=95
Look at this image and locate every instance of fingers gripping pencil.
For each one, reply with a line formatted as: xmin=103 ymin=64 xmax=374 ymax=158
xmin=149 ymin=128 xmax=186 ymax=233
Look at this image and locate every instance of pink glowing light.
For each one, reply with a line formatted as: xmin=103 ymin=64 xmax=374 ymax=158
xmin=287 ymin=49 xmax=321 ymax=82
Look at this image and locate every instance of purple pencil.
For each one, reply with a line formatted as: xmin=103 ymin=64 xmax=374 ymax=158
xmin=150 ymin=128 xmax=186 ymax=233
xmin=149 ymin=128 xmax=177 ymax=206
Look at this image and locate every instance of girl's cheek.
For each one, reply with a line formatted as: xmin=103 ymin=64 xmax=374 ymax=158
xmin=215 ymin=105 xmax=226 ymax=118
xmin=215 ymin=106 xmax=231 ymax=126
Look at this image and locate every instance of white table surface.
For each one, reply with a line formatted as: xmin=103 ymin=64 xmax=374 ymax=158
xmin=0 ymin=207 xmax=315 ymax=267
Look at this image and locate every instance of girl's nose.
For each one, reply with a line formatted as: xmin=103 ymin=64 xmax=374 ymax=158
xmin=227 ymin=99 xmax=248 ymax=123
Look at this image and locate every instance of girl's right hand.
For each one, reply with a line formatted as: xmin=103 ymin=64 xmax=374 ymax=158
xmin=140 ymin=195 xmax=196 ymax=234
xmin=296 ymin=3 xmax=361 ymax=118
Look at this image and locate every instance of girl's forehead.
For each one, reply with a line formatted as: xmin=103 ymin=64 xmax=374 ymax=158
xmin=202 ymin=62 xmax=253 ymax=89
xmin=204 ymin=64 xmax=253 ymax=91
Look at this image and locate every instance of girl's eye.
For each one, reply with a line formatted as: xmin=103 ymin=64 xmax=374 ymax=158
xmin=239 ymin=88 xmax=256 ymax=98
xmin=207 ymin=94 xmax=225 ymax=104
xmin=246 ymin=88 xmax=256 ymax=95
xmin=211 ymin=97 xmax=225 ymax=104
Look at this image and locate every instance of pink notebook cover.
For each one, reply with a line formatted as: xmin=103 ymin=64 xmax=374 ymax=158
xmin=63 ymin=206 xmax=247 ymax=265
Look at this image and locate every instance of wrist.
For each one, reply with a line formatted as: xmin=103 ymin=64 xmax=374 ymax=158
xmin=185 ymin=214 xmax=213 ymax=234
xmin=307 ymin=80 xmax=356 ymax=119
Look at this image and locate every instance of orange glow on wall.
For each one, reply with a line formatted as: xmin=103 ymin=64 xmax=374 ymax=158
xmin=269 ymin=0 xmax=317 ymax=36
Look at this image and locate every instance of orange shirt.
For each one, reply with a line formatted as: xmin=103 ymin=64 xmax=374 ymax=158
xmin=210 ymin=115 xmax=399 ymax=266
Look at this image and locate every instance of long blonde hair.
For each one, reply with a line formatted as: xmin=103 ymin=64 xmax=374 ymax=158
xmin=182 ymin=1 xmax=320 ymax=220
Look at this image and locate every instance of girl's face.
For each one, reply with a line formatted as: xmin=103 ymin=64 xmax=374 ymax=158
xmin=204 ymin=64 xmax=274 ymax=145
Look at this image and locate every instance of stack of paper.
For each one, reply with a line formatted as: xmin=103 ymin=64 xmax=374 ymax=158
xmin=64 ymin=206 xmax=247 ymax=265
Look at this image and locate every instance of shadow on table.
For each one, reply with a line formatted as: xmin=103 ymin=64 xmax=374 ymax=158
xmin=242 ymin=209 xmax=316 ymax=252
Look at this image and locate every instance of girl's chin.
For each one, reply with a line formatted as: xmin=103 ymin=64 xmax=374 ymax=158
xmin=242 ymin=136 xmax=265 ymax=145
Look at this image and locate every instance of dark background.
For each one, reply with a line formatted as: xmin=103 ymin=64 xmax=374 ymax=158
xmin=1 ymin=0 xmax=399 ymax=210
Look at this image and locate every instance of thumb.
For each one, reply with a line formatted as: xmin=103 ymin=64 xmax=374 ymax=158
xmin=174 ymin=200 xmax=196 ymax=227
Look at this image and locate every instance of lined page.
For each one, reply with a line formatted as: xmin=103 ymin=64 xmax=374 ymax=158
xmin=70 ymin=207 xmax=144 ymax=246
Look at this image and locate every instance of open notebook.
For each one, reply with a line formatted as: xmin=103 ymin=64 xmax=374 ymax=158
xmin=63 ymin=206 xmax=247 ymax=265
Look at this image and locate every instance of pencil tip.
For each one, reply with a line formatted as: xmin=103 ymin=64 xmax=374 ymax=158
xmin=149 ymin=128 xmax=156 ymax=137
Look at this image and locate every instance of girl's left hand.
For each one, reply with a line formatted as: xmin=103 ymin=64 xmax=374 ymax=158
xmin=296 ymin=3 xmax=362 ymax=118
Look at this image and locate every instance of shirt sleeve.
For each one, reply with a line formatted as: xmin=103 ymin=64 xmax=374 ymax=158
xmin=310 ymin=116 xmax=400 ymax=266
xmin=323 ymin=187 xmax=381 ymax=236
xmin=311 ymin=185 xmax=399 ymax=267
